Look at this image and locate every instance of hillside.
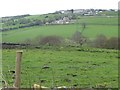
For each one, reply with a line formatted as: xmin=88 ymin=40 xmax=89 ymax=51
xmin=1 ymin=9 xmax=118 ymax=43
xmin=2 ymin=24 xmax=118 ymax=43
xmin=1 ymin=9 xmax=118 ymax=31
xmin=1 ymin=9 xmax=119 ymax=89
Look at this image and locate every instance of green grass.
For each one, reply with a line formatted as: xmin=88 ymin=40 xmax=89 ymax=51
xmin=2 ymin=24 xmax=118 ymax=43
xmin=77 ymin=16 xmax=118 ymax=25
xmin=2 ymin=16 xmax=118 ymax=43
xmin=2 ymin=48 xmax=118 ymax=88
xmin=25 ymin=13 xmax=61 ymax=20
xmin=98 ymin=11 xmax=118 ymax=16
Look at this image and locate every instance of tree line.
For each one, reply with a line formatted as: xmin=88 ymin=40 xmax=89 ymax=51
xmin=23 ymin=31 xmax=119 ymax=50
xmin=1 ymin=14 xmax=77 ymax=31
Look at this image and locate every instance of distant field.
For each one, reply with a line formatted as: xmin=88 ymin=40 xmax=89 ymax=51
xmin=2 ymin=48 xmax=118 ymax=88
xmin=77 ymin=16 xmax=118 ymax=25
xmin=1 ymin=16 xmax=118 ymax=43
xmin=2 ymin=24 xmax=118 ymax=43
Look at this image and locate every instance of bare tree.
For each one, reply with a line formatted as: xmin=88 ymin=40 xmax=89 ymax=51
xmin=24 ymin=39 xmax=32 ymax=45
xmin=71 ymin=31 xmax=86 ymax=46
xmin=40 ymin=36 xmax=63 ymax=46
xmin=106 ymin=37 xmax=119 ymax=49
xmin=94 ymin=34 xmax=107 ymax=48
xmin=81 ymin=23 xmax=86 ymax=34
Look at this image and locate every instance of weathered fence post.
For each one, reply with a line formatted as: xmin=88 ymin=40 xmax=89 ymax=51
xmin=14 ymin=50 xmax=23 ymax=88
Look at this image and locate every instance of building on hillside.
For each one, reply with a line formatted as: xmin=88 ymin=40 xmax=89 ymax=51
xmin=51 ymin=16 xmax=73 ymax=24
xmin=73 ymin=9 xmax=84 ymax=14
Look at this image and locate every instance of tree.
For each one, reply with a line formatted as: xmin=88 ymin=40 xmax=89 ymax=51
xmin=71 ymin=31 xmax=86 ymax=46
xmin=81 ymin=23 xmax=86 ymax=33
xmin=106 ymin=37 xmax=119 ymax=49
xmin=94 ymin=34 xmax=107 ymax=48
xmin=24 ymin=38 xmax=32 ymax=45
xmin=39 ymin=36 xmax=63 ymax=46
xmin=71 ymin=9 xmax=74 ymax=13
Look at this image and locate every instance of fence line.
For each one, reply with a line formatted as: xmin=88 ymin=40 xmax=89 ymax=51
xmin=2 ymin=51 xmax=118 ymax=89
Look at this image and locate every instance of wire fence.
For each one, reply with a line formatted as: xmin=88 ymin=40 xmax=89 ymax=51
xmin=2 ymin=63 xmax=118 ymax=88
xmin=1 ymin=49 xmax=118 ymax=89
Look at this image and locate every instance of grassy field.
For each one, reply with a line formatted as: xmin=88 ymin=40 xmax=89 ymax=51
xmin=2 ymin=48 xmax=118 ymax=88
xmin=2 ymin=16 xmax=118 ymax=43
xmin=2 ymin=24 xmax=118 ymax=43
xmin=77 ymin=16 xmax=118 ymax=25
xmin=2 ymin=13 xmax=119 ymax=89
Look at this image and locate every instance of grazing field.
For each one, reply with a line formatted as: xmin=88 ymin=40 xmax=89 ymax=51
xmin=2 ymin=13 xmax=119 ymax=89
xmin=2 ymin=48 xmax=118 ymax=88
xmin=2 ymin=24 xmax=118 ymax=43
xmin=77 ymin=16 xmax=118 ymax=25
xmin=2 ymin=16 xmax=118 ymax=43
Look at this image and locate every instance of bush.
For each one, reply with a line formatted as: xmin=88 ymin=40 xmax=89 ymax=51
xmin=24 ymin=38 xmax=32 ymax=45
xmin=39 ymin=36 xmax=63 ymax=46
xmin=93 ymin=34 xmax=119 ymax=50
xmin=106 ymin=37 xmax=120 ymax=50
xmin=93 ymin=34 xmax=107 ymax=48
xmin=71 ymin=31 xmax=86 ymax=46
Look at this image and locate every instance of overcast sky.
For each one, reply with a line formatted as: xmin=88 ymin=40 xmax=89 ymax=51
xmin=0 ymin=0 xmax=119 ymax=17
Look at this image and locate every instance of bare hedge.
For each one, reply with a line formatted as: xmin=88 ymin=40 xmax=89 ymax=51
xmin=93 ymin=34 xmax=119 ymax=50
xmin=39 ymin=36 xmax=63 ymax=46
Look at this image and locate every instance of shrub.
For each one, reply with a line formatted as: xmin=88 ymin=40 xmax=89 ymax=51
xmin=93 ymin=34 xmax=107 ymax=48
xmin=93 ymin=34 xmax=119 ymax=50
xmin=106 ymin=37 xmax=120 ymax=49
xmin=71 ymin=31 xmax=86 ymax=46
xmin=24 ymin=38 xmax=32 ymax=45
xmin=39 ymin=36 xmax=63 ymax=46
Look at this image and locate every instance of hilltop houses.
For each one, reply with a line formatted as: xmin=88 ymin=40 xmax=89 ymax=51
xmin=56 ymin=9 xmax=97 ymax=16
xmin=55 ymin=9 xmax=118 ymax=16
xmin=47 ymin=9 xmax=118 ymax=25
xmin=51 ymin=16 xmax=72 ymax=24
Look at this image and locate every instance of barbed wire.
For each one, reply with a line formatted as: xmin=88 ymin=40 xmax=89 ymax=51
xmin=2 ymin=64 xmax=118 ymax=88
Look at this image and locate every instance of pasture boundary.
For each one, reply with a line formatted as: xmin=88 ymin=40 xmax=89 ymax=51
xmin=1 ymin=50 xmax=119 ymax=89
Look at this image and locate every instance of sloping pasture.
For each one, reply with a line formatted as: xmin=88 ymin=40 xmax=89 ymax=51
xmin=2 ymin=48 xmax=118 ymax=88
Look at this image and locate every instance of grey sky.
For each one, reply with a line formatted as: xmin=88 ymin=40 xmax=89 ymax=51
xmin=0 ymin=0 xmax=119 ymax=17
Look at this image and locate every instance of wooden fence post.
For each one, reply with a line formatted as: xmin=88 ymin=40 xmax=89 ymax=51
xmin=14 ymin=50 xmax=23 ymax=88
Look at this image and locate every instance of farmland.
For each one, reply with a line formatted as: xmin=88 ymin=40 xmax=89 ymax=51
xmin=2 ymin=24 xmax=118 ymax=43
xmin=1 ymin=10 xmax=119 ymax=89
xmin=2 ymin=16 xmax=118 ymax=43
xmin=2 ymin=48 xmax=118 ymax=88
